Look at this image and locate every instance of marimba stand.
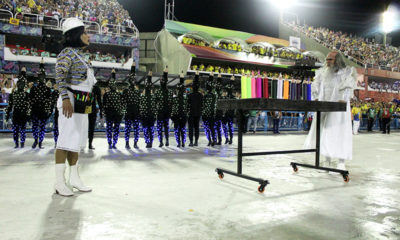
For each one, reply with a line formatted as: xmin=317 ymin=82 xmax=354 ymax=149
xmin=215 ymin=99 xmax=350 ymax=193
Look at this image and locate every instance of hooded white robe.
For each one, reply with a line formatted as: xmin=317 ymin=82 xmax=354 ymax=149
xmin=304 ymin=66 xmax=357 ymax=160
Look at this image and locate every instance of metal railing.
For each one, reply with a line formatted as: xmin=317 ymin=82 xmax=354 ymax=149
xmin=0 ymin=9 xmax=12 ymax=23
xmin=14 ymin=12 xmax=59 ymax=29
xmin=101 ymin=23 xmax=139 ymax=39
xmin=60 ymin=18 xmax=101 ymax=35
xmin=83 ymin=20 xmax=101 ymax=34
xmin=1 ymin=104 xmax=398 ymax=133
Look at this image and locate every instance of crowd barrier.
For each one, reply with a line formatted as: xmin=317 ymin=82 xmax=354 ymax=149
xmin=0 ymin=106 xmax=398 ymax=133
xmin=14 ymin=12 xmax=59 ymax=29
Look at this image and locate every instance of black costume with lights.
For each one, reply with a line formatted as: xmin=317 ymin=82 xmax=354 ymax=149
xmin=30 ymin=62 xmax=52 ymax=149
xmin=123 ymin=64 xmax=141 ymax=149
xmin=6 ymin=69 xmax=30 ymax=148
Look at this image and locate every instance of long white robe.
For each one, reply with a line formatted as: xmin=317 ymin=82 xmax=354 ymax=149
xmin=304 ymin=66 xmax=357 ymax=160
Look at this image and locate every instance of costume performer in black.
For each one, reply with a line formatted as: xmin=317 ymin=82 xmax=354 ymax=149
xmin=140 ymin=71 xmax=156 ymax=148
xmin=123 ymin=62 xmax=141 ymax=149
xmin=30 ymin=61 xmax=52 ymax=149
xmin=221 ymin=75 xmax=235 ymax=144
xmin=88 ymin=82 xmax=102 ymax=149
xmin=187 ymin=71 xmax=203 ymax=147
xmin=103 ymin=69 xmax=124 ymax=149
xmin=6 ymin=67 xmax=31 ymax=148
xmin=171 ymin=72 xmax=187 ymax=147
xmin=214 ymin=73 xmax=224 ymax=145
xmin=202 ymin=72 xmax=217 ymax=146
xmin=154 ymin=67 xmax=173 ymax=147
xmin=49 ymin=83 xmax=60 ymax=147
xmin=222 ymin=75 xmax=235 ymax=144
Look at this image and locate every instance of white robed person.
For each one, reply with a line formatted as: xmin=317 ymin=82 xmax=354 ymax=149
xmin=304 ymin=51 xmax=357 ymax=170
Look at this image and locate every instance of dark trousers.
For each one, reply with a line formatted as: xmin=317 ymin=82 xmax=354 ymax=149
xmin=31 ymin=115 xmax=47 ymax=142
xmin=214 ymin=118 xmax=223 ymax=143
xmin=306 ymin=119 xmax=312 ymax=131
xmin=242 ymin=116 xmax=249 ymax=133
xmin=173 ymin=116 xmax=187 ymax=145
xmin=12 ymin=115 xmax=28 ymax=144
xmin=367 ymin=118 xmax=375 ymax=132
xmin=125 ymin=119 xmax=140 ymax=143
xmin=13 ymin=123 xmax=27 ymax=144
xmin=222 ymin=117 xmax=234 ymax=141
xmin=273 ymin=119 xmax=280 ymax=133
xmin=382 ymin=118 xmax=391 ymax=134
xmin=156 ymin=118 xmax=170 ymax=143
xmin=88 ymin=112 xmax=97 ymax=145
xmin=142 ymin=119 xmax=155 ymax=144
xmin=53 ymin=121 xmax=59 ymax=143
xmin=203 ymin=117 xmax=216 ymax=143
xmin=53 ymin=110 xmax=59 ymax=144
xmin=106 ymin=119 xmax=121 ymax=145
xmin=188 ymin=116 xmax=200 ymax=144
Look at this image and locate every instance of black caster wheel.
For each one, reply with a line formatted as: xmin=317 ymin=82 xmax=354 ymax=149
xmin=293 ymin=166 xmax=298 ymax=172
xmin=258 ymin=185 xmax=266 ymax=193
xmin=218 ymin=173 xmax=224 ymax=179
xmin=343 ymin=175 xmax=350 ymax=183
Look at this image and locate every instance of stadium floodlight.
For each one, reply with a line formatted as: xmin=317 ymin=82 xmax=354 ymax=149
xmin=382 ymin=10 xmax=396 ymax=33
xmin=269 ymin=0 xmax=297 ymax=9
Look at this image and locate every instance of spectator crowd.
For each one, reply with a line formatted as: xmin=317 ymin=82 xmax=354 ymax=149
xmin=0 ymin=0 xmax=134 ymax=29
xmin=368 ymin=80 xmax=400 ymax=93
xmin=286 ymin=21 xmax=400 ymax=71
xmin=350 ymin=100 xmax=400 ymax=134
xmin=242 ymin=99 xmax=400 ymax=136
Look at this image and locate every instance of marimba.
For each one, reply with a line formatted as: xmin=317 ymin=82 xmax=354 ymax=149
xmin=215 ymin=98 xmax=349 ymax=193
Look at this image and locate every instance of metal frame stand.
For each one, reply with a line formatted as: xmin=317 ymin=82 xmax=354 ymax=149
xmin=216 ymin=111 xmax=350 ymax=193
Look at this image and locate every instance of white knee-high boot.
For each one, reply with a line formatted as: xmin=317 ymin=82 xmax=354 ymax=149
xmin=55 ymin=163 xmax=74 ymax=197
xmin=69 ymin=162 xmax=92 ymax=192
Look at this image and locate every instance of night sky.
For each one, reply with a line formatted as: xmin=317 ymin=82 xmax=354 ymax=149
xmin=118 ymin=0 xmax=400 ymax=46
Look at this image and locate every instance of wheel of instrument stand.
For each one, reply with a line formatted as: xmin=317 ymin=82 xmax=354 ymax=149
xmin=343 ymin=175 xmax=350 ymax=183
xmin=293 ymin=166 xmax=298 ymax=172
xmin=218 ymin=173 xmax=224 ymax=179
xmin=258 ymin=185 xmax=265 ymax=193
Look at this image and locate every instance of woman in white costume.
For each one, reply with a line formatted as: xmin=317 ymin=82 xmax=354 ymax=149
xmin=54 ymin=18 xmax=96 ymax=196
xmin=304 ymin=51 xmax=357 ymax=170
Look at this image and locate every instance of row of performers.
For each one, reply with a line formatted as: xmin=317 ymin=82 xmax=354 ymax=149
xmin=240 ymin=74 xmax=313 ymax=100
xmin=6 ymin=63 xmax=57 ymax=149
xmin=6 ymin=63 xmax=236 ymax=149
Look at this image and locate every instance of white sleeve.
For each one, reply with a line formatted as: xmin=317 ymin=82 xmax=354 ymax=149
xmin=342 ymin=88 xmax=353 ymax=101
xmin=339 ymin=67 xmax=357 ymax=101
xmin=339 ymin=67 xmax=357 ymax=91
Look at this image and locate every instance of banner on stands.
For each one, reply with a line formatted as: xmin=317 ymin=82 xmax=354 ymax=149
xmin=89 ymin=34 xmax=140 ymax=47
xmin=0 ymin=22 xmax=42 ymax=36
xmin=9 ymin=18 xmax=19 ymax=25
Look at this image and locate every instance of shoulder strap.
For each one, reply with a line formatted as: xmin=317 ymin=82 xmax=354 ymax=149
xmin=70 ymin=48 xmax=90 ymax=69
